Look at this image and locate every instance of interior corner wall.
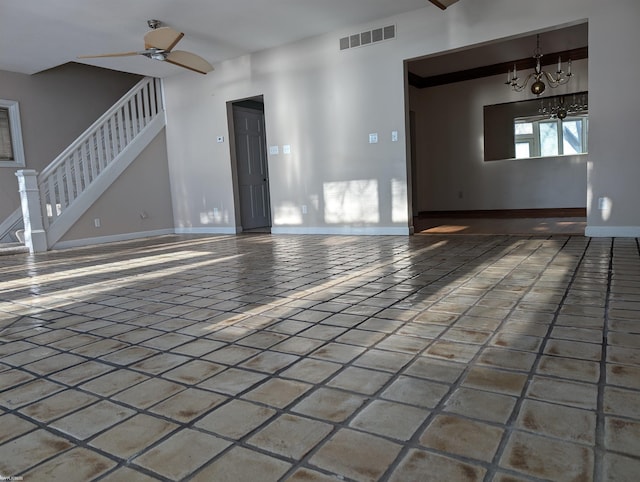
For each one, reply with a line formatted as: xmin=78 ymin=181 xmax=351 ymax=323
xmin=56 ymin=129 xmax=175 ymax=247
xmin=163 ymin=0 xmax=640 ymax=237
xmin=0 ymin=64 xmax=142 ymax=224
xmin=409 ymin=60 xmax=589 ymax=213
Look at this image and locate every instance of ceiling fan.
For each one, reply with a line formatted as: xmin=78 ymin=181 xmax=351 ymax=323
xmin=78 ymin=20 xmax=213 ymax=74
xmin=428 ymin=0 xmax=460 ymax=10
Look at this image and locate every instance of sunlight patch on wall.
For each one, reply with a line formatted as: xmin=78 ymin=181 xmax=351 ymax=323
xmin=324 ymin=179 xmax=379 ymax=224
xmin=274 ymin=202 xmax=303 ymax=225
xmin=391 ymin=178 xmax=408 ymax=223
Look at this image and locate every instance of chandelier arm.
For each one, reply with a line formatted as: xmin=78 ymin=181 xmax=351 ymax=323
xmin=511 ymin=72 xmax=535 ymax=91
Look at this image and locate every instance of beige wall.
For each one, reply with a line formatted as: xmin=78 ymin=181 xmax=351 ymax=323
xmin=0 ymin=63 xmax=141 ymax=223
xmin=410 ymin=59 xmax=589 ymax=212
xmin=162 ymin=0 xmax=640 ymax=236
xmin=57 ymin=129 xmax=175 ymax=247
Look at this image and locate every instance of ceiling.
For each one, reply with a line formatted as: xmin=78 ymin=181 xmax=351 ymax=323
xmin=0 ymin=0 xmax=434 ymax=78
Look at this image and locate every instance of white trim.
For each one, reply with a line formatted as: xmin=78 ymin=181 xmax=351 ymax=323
xmin=0 ymin=207 xmax=23 ymax=240
xmin=175 ymin=226 xmax=238 ymax=235
xmin=51 ymin=228 xmax=175 ymax=250
xmin=0 ymin=99 xmax=25 ymax=168
xmin=271 ymin=226 xmax=411 ymax=236
xmin=585 ymin=226 xmax=640 ymax=238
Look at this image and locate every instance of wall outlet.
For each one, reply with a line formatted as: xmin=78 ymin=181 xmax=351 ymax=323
xmin=391 ymin=131 xmax=398 ymax=142
xmin=216 ymin=136 xmax=224 ymax=143
xmin=369 ymin=133 xmax=378 ymax=144
xmin=301 ymin=205 xmax=308 ymax=214
xmin=94 ymin=218 xmax=101 ymax=228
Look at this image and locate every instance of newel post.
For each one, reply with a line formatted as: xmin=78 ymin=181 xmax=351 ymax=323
xmin=15 ymin=169 xmax=48 ymax=253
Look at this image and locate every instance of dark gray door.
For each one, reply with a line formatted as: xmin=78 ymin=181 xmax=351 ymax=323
xmin=233 ymin=106 xmax=271 ymax=230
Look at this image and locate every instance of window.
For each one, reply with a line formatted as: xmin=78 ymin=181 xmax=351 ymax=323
xmin=0 ymin=99 xmax=25 ymax=167
xmin=514 ymin=115 xmax=588 ymax=159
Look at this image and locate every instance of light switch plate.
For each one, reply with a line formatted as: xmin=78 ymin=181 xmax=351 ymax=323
xmin=269 ymin=145 xmax=279 ymax=155
xmin=391 ymin=131 xmax=398 ymax=142
xmin=369 ymin=133 xmax=378 ymax=144
xmin=283 ymin=145 xmax=291 ymax=154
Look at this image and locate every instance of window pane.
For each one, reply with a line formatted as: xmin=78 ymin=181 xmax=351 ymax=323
xmin=562 ymin=120 xmax=584 ymax=154
xmin=515 ymin=142 xmax=531 ymax=158
xmin=539 ymin=121 xmax=559 ymax=156
xmin=515 ymin=122 xmax=533 ymax=135
xmin=0 ymin=107 xmax=13 ymax=160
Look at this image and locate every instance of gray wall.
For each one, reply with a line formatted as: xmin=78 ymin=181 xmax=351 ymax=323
xmin=163 ymin=0 xmax=640 ymax=236
xmin=58 ymin=129 xmax=175 ymax=246
xmin=0 ymin=63 xmax=141 ymax=223
xmin=410 ymin=59 xmax=589 ymax=212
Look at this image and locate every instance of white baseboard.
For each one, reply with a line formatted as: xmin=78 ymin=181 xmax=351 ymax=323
xmin=271 ymin=226 xmax=411 ymax=236
xmin=52 ymin=229 xmax=175 ymax=250
xmin=174 ymin=227 xmax=238 ymax=235
xmin=585 ymin=226 xmax=640 ymax=237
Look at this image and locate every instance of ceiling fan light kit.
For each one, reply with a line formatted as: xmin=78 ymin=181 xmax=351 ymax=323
xmin=78 ymin=20 xmax=213 ymax=74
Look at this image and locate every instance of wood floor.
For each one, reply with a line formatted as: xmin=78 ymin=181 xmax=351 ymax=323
xmin=414 ymin=210 xmax=587 ymax=235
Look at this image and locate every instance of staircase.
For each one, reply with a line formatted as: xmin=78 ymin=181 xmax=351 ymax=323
xmin=16 ymin=77 xmax=165 ymax=253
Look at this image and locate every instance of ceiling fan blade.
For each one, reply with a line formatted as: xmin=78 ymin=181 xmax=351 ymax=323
xmin=428 ymin=0 xmax=460 ymax=10
xmin=78 ymin=51 xmax=140 ymax=59
xmin=166 ymin=50 xmax=213 ymax=74
xmin=144 ymin=27 xmax=184 ymax=51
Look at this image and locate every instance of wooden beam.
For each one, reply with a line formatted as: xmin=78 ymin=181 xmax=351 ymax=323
xmin=409 ymin=46 xmax=588 ymax=89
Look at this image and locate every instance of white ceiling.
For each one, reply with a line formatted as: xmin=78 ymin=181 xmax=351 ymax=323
xmin=0 ymin=0 xmax=432 ymax=78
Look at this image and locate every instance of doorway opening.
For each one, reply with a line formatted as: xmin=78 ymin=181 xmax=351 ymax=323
xmin=228 ymin=96 xmax=272 ymax=233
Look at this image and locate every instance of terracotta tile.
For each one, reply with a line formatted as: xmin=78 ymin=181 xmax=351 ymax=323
xmin=309 ymin=428 xmax=401 ymax=481
xmin=285 ymin=468 xmax=345 ymax=482
xmin=202 ymin=345 xmax=260 ymax=365
xmin=240 ymin=351 xmax=300 ymax=373
xmin=248 ymin=413 xmax=332 ymax=458
xmin=327 ymin=366 xmax=392 ymax=395
xmin=476 ymin=347 xmax=536 ymax=372
xmin=243 ymin=378 xmax=312 ymax=408
xmin=0 ymin=429 xmax=73 ymax=475
xmin=79 ymin=369 xmax=148 ymax=396
xmin=389 ymin=449 xmax=486 ymax=482
xmin=0 ymin=379 xmax=65 ymax=409
xmin=129 ymin=352 xmax=191 ymax=375
xmin=22 ymin=447 xmax=115 ymax=481
xmin=310 ymin=342 xmax=365 ymax=362
xmin=0 ymin=413 xmax=38 ymax=444
xmin=48 ymin=360 xmax=114 ymax=385
xmin=544 ymin=339 xmax=602 ymax=361
xmin=113 ymin=378 xmax=185 ymax=409
xmin=196 ymin=399 xmax=275 ymax=439
xmin=190 ymin=446 xmax=291 ymax=482
xmin=606 ymin=364 xmax=640 ymax=390
xmin=537 ymin=355 xmax=600 ymax=383
xmin=381 ymin=375 xmax=449 ymax=408
xmin=602 ymin=453 xmax=640 ymax=481
xmin=444 ymin=387 xmax=517 ymax=424
xmin=350 ymin=400 xmax=428 ymax=441
xmin=0 ymin=369 xmax=34 ymax=390
xmin=527 ymin=376 xmax=598 ymax=410
xmin=607 ymin=346 xmax=640 ymax=366
xmin=20 ymin=389 xmax=99 ymax=422
xmin=462 ymin=366 xmax=528 ymax=396
xmin=50 ymin=400 xmax=135 ymax=440
xmin=500 ymin=431 xmax=593 ymax=481
xmin=403 ymin=357 xmax=465 ymax=383
xmin=198 ymin=367 xmax=267 ymax=395
xmin=420 ymin=414 xmax=503 ymax=462
xmin=133 ymin=428 xmax=230 ymax=480
xmin=353 ymin=349 xmax=413 ymax=372
xmin=90 ymin=414 xmax=177 ymax=458
xmin=516 ymin=399 xmax=596 ymax=444
xmin=150 ymin=388 xmax=227 ymax=422
xmin=161 ymin=359 xmax=226 ymax=384
xmin=424 ymin=340 xmax=480 ymax=362
xmin=490 ymin=333 xmax=543 ymax=352
xmin=292 ymin=387 xmax=366 ymax=422
xmin=237 ymin=331 xmax=289 ymax=349
xmin=280 ymin=358 xmax=342 ymax=383
xmin=605 ymin=417 xmax=640 ymax=457
xmin=604 ymin=386 xmax=640 ymax=419
xmin=99 ymin=466 xmax=160 ymax=481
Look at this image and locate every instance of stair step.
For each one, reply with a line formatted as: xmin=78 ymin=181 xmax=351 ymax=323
xmin=0 ymin=243 xmax=29 ymax=255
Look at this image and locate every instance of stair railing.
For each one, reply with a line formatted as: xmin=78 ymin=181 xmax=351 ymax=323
xmin=37 ymin=77 xmax=164 ymax=229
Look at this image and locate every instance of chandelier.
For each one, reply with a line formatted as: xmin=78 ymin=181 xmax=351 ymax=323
xmin=505 ymin=34 xmax=572 ymax=96
xmin=538 ymin=92 xmax=588 ymax=120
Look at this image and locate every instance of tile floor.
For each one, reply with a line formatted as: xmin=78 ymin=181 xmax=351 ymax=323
xmin=0 ymin=233 xmax=639 ymax=481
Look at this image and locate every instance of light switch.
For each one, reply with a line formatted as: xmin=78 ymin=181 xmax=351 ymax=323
xmin=269 ymin=145 xmax=279 ymax=155
xmin=369 ymin=133 xmax=378 ymax=144
xmin=391 ymin=131 xmax=398 ymax=142
xmin=283 ymin=145 xmax=291 ymax=154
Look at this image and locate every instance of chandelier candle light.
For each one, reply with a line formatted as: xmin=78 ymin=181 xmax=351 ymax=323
xmin=506 ymin=34 xmax=572 ymax=96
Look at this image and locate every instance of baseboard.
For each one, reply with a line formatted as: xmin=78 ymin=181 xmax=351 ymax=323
xmin=175 ymin=227 xmax=238 ymax=235
xmin=271 ymin=226 xmax=411 ymax=236
xmin=52 ymin=229 xmax=176 ymax=250
xmin=585 ymin=226 xmax=640 ymax=238
xmin=418 ymin=208 xmax=587 ymax=219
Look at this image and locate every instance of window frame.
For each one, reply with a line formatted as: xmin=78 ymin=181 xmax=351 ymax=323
xmin=0 ymin=99 xmax=26 ymax=168
xmin=514 ymin=114 xmax=588 ymax=160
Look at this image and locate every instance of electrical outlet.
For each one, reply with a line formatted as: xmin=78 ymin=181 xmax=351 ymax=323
xmin=391 ymin=131 xmax=398 ymax=142
xmin=94 ymin=218 xmax=101 ymax=228
xmin=369 ymin=133 xmax=378 ymax=144
xmin=301 ymin=205 xmax=308 ymax=214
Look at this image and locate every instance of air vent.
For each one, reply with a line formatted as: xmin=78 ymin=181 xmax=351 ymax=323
xmin=340 ymin=24 xmax=396 ymax=51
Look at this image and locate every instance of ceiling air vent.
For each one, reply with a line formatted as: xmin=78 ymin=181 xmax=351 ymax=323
xmin=340 ymin=25 xmax=396 ymax=51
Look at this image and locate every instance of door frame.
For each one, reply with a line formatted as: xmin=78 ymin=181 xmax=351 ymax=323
xmin=227 ymin=95 xmax=272 ymax=233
